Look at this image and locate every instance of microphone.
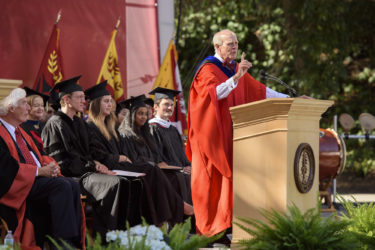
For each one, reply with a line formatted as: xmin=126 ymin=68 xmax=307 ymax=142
xmin=259 ymin=70 xmax=298 ymax=97
xmin=260 ymin=70 xmax=267 ymax=82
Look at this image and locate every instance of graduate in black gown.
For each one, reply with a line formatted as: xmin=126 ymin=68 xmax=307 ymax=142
xmin=84 ymin=82 xmax=193 ymax=227
xmin=148 ymin=88 xmax=192 ymax=204
xmin=118 ymin=95 xmax=192 ymax=204
xmin=148 ymin=87 xmax=192 ymax=170
xmin=20 ymin=87 xmax=49 ymax=152
xmin=42 ymin=76 xmax=133 ymax=238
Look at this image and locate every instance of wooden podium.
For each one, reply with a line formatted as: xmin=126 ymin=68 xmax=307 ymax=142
xmin=229 ymin=98 xmax=333 ymax=244
xmin=0 ymin=79 xmax=22 ymax=100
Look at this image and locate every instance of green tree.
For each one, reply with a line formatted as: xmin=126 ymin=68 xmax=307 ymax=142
xmin=175 ymin=0 xmax=375 ymax=175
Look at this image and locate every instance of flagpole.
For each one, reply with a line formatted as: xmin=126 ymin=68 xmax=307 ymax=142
xmin=55 ymin=10 xmax=62 ymax=24
xmin=115 ymin=17 xmax=121 ymax=30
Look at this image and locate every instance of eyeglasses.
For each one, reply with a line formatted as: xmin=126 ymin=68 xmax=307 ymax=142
xmin=161 ymin=103 xmax=174 ymax=108
xmin=222 ymin=41 xmax=238 ymax=47
xmin=70 ymin=95 xmax=86 ymax=100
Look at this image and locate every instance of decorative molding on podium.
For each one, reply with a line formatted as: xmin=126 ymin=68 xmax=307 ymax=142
xmin=230 ymin=98 xmax=334 ymax=128
xmin=0 ymin=79 xmax=23 ymax=101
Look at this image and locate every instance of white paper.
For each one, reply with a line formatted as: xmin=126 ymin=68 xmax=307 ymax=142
xmin=113 ymin=170 xmax=146 ymax=177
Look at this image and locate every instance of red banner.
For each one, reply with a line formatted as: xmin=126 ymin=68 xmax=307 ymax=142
xmin=33 ymin=23 xmax=64 ymax=93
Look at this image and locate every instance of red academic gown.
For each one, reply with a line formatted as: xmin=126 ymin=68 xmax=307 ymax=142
xmin=0 ymin=124 xmax=86 ymax=250
xmin=186 ymin=62 xmax=266 ymax=236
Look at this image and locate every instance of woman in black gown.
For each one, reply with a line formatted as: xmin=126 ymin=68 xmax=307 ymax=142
xmin=84 ymin=82 xmax=193 ymax=227
xmin=117 ymin=95 xmax=192 ymax=204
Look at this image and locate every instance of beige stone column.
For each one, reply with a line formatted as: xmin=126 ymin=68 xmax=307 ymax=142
xmin=0 ymin=79 xmax=23 ymax=101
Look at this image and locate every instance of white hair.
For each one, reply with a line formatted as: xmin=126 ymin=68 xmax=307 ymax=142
xmin=0 ymin=88 xmax=26 ymax=116
xmin=212 ymin=29 xmax=236 ymax=53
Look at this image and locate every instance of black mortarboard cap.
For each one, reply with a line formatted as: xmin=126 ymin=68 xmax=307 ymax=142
xmin=48 ymin=88 xmax=61 ymax=110
xmin=116 ymin=99 xmax=131 ymax=115
xmin=144 ymin=97 xmax=154 ymax=107
xmin=49 ymin=101 xmax=60 ymax=111
xmin=50 ymin=75 xmax=83 ymax=100
xmin=24 ymin=87 xmax=49 ymax=105
xmin=84 ymin=80 xmax=110 ymax=101
xmin=127 ymin=95 xmax=148 ymax=111
xmin=119 ymin=99 xmax=131 ymax=110
xmin=148 ymin=87 xmax=180 ymax=101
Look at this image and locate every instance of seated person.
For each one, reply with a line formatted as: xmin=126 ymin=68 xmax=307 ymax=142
xmin=0 ymin=88 xmax=83 ymax=249
xmin=20 ymin=87 xmax=49 ymax=152
xmin=118 ymin=95 xmax=192 ymax=204
xmin=42 ymin=76 xmax=131 ymax=238
xmin=143 ymin=96 xmax=154 ymax=120
xmin=149 ymin=87 xmax=192 ymax=173
xmin=115 ymin=99 xmax=130 ymax=127
xmin=84 ymin=82 xmax=193 ymax=227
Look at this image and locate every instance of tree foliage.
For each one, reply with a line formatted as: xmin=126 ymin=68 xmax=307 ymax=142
xmin=175 ymin=0 xmax=375 ymax=174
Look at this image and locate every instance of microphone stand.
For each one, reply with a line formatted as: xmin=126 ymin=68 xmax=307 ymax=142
xmin=261 ymin=71 xmax=298 ymax=97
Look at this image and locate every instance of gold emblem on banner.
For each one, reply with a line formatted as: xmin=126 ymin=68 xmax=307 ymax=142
xmin=48 ymin=50 xmax=63 ymax=83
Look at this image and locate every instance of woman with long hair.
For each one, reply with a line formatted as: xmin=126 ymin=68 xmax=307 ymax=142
xmin=118 ymin=95 xmax=192 ymax=204
xmin=85 ymin=82 xmax=193 ymax=227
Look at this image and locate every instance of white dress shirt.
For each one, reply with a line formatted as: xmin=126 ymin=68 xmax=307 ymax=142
xmin=0 ymin=118 xmax=41 ymax=175
xmin=214 ymin=54 xmax=289 ymax=100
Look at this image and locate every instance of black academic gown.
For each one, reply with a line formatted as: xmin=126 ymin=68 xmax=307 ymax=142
xmin=41 ymin=112 xmax=133 ymax=237
xmin=42 ymin=111 xmax=96 ymax=177
xmin=150 ymin=123 xmax=191 ymax=167
xmin=86 ymin=122 xmax=184 ymax=226
xmin=121 ymin=131 xmax=192 ymax=204
xmin=150 ymin=123 xmax=192 ymax=204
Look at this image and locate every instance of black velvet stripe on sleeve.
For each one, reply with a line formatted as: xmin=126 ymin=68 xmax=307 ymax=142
xmin=0 ymin=137 xmax=19 ymax=198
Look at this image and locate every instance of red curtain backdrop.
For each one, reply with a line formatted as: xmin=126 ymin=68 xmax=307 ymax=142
xmin=126 ymin=0 xmax=160 ymax=97
xmin=0 ymin=0 xmax=160 ymax=98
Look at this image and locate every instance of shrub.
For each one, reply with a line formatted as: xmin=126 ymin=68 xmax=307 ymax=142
xmin=234 ymin=204 xmax=359 ymax=250
xmin=337 ymin=195 xmax=375 ymax=249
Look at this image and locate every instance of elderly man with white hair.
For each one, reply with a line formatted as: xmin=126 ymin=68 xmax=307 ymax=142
xmin=0 ymin=88 xmax=83 ymax=249
xmin=186 ymin=29 xmax=289 ymax=238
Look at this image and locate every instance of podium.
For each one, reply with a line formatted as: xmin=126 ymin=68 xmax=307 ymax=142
xmin=0 ymin=79 xmax=22 ymax=100
xmin=229 ymin=98 xmax=333 ymax=244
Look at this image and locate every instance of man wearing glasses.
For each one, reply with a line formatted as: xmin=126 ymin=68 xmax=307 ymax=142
xmin=186 ymin=29 xmax=288 ymax=238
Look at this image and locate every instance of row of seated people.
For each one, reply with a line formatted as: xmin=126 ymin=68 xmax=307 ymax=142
xmin=0 ymin=76 xmax=193 ymax=249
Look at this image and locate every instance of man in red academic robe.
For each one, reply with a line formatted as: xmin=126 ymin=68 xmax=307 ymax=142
xmin=0 ymin=88 xmax=84 ymax=249
xmin=186 ymin=29 xmax=288 ymax=237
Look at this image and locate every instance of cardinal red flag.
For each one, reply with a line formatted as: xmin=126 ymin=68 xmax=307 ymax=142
xmin=33 ymin=22 xmax=64 ymax=94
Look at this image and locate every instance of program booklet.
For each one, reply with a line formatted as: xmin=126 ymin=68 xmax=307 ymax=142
xmin=113 ymin=170 xmax=146 ymax=177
